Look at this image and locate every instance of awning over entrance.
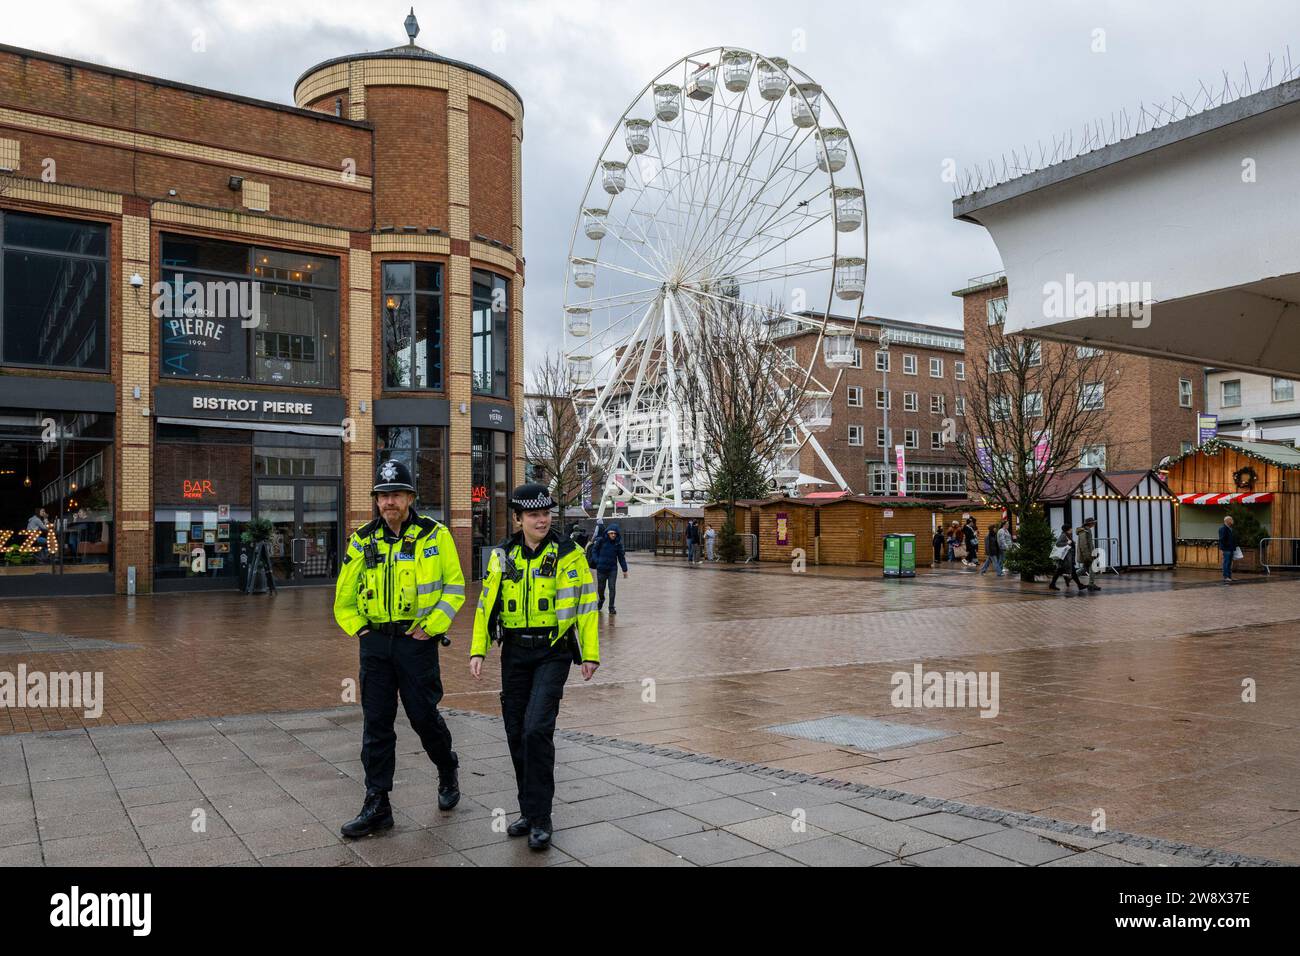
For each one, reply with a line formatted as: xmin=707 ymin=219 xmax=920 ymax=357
xmin=1177 ymin=492 xmax=1275 ymax=505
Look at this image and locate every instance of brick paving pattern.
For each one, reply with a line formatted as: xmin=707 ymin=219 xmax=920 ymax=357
xmin=1 ymin=556 xmax=1297 ymax=864
xmin=0 ymin=709 xmax=1278 ymax=867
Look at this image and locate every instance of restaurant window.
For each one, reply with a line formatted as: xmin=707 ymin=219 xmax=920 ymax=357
xmin=153 ymin=425 xmax=253 ymax=583
xmin=1 ymin=211 xmax=109 ymax=371
xmin=471 ymin=428 xmax=511 ymax=578
xmin=0 ymin=409 xmax=114 ymax=577
xmin=382 ymin=262 xmax=443 ymax=389
xmin=158 ymin=234 xmax=339 ymax=387
xmin=375 ymin=426 xmax=447 ymax=521
xmin=472 ymin=270 xmax=509 ymax=397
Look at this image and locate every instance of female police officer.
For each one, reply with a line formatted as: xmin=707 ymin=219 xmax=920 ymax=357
xmin=470 ymin=483 xmax=599 ymax=850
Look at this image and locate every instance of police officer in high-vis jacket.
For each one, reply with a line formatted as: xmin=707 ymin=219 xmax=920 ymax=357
xmin=334 ymin=460 xmax=466 ymax=838
xmin=470 ymin=483 xmax=599 ymax=850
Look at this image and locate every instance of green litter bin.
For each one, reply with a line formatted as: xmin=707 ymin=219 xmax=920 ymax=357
xmin=883 ymin=533 xmax=916 ymax=578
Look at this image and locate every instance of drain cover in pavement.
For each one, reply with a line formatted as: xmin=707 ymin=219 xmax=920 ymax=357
xmin=763 ymin=716 xmax=953 ymax=751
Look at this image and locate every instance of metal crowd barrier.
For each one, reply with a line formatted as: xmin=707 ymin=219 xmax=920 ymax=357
xmin=1260 ymin=537 xmax=1300 ymax=574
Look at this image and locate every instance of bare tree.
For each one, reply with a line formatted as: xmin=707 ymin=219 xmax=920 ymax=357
xmin=954 ymin=320 xmax=1117 ymax=513
xmin=675 ymin=297 xmax=810 ymax=518
xmin=524 ymin=350 xmax=596 ymax=524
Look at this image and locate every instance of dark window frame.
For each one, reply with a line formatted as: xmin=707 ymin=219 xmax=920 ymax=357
xmin=1 ymin=210 xmax=111 ymax=373
xmin=381 ymin=260 xmax=444 ymax=391
xmin=471 ymin=268 xmax=510 ymax=398
xmin=374 ymin=424 xmax=450 ymax=521
xmin=158 ymin=233 xmax=340 ymax=387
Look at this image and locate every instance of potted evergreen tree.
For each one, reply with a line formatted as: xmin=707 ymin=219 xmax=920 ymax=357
xmin=1003 ymin=507 xmax=1056 ymax=583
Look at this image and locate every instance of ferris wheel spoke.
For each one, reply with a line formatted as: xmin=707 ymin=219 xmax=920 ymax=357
xmin=714 ymin=156 xmax=823 ymax=260
xmin=711 ymin=213 xmax=835 ymax=282
xmin=680 ymin=87 xmax=785 ymax=278
xmin=685 ymin=157 xmax=817 ymax=282
xmin=599 ymin=215 xmax=673 ymax=279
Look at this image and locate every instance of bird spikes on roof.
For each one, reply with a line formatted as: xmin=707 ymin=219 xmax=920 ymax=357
xmin=955 ymin=48 xmax=1300 ymax=200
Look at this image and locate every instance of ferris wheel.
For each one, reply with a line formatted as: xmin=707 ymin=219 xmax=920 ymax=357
xmin=562 ymin=47 xmax=868 ymax=515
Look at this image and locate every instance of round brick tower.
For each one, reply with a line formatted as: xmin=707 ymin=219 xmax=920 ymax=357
xmin=295 ymin=11 xmax=524 ymax=576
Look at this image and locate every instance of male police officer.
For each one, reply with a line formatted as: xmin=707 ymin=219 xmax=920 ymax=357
xmin=334 ymin=460 xmax=466 ymax=838
xmin=470 ymin=483 xmax=599 ymax=850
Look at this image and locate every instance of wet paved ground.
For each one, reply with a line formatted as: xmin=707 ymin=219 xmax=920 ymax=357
xmin=0 ymin=556 xmax=1297 ymax=864
xmin=0 ymin=709 xmax=1277 ymax=867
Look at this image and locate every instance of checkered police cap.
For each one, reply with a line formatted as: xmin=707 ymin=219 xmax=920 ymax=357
xmin=510 ymin=482 xmax=556 ymax=512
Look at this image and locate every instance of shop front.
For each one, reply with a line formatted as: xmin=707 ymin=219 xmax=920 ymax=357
xmin=471 ymin=400 xmax=514 ymax=579
xmin=152 ymin=385 xmax=346 ymax=590
xmin=0 ymin=378 xmax=116 ymax=596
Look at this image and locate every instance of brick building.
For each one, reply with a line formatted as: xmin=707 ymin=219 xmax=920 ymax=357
xmin=953 ymin=274 xmax=1203 ymax=473
xmin=0 ymin=16 xmax=524 ymax=594
xmin=777 ymin=314 xmax=968 ymax=496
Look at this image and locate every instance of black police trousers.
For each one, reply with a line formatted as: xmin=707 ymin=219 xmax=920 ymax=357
xmin=359 ymin=630 xmax=456 ymax=793
xmin=500 ymin=638 xmax=571 ymax=821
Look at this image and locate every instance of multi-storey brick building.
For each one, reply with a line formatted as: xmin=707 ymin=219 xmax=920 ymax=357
xmin=0 ymin=16 xmax=524 ymax=594
xmin=777 ymin=314 xmax=968 ymax=496
xmin=953 ymin=274 xmax=1202 ymax=472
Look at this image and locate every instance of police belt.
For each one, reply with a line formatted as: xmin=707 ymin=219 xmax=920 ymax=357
xmin=367 ymin=621 xmax=417 ymax=636
xmin=502 ymin=626 xmax=559 ymax=649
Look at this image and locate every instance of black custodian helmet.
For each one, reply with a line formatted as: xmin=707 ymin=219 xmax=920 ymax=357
xmin=373 ymin=459 xmax=416 ymax=494
xmin=510 ymin=482 xmax=556 ymax=513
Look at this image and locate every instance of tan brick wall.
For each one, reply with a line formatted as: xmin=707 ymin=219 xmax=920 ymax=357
xmin=788 ymin=322 xmax=966 ymax=494
xmin=366 ymin=86 xmax=449 ymax=230
xmin=957 ymin=281 xmax=1201 ymax=472
xmin=468 ymin=99 xmax=513 ymax=243
xmin=1 ymin=43 xmax=526 ymax=590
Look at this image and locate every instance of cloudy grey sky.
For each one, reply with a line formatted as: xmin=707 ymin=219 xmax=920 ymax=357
xmin=8 ymin=0 xmax=1299 ymax=358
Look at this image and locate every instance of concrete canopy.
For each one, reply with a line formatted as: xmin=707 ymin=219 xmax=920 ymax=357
xmin=954 ymin=77 xmax=1300 ymax=378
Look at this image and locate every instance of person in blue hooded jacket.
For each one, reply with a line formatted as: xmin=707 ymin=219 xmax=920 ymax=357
xmin=589 ymin=522 xmax=629 ymax=615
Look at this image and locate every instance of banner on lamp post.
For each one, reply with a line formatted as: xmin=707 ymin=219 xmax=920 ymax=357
xmin=1197 ymin=413 xmax=1218 ymax=445
xmin=894 ymin=444 xmax=907 ymax=497
xmin=1033 ymin=429 xmax=1052 ymax=474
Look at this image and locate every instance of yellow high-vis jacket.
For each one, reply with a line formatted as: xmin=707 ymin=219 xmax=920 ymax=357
xmin=471 ymin=532 xmax=599 ymax=662
xmin=333 ymin=511 xmax=465 ymax=637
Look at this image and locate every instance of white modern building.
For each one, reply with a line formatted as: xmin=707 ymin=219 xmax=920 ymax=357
xmin=1206 ymin=370 xmax=1300 ymax=446
xmin=953 ymin=74 xmax=1300 ymax=379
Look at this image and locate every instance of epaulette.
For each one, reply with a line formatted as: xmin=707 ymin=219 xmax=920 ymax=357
xmin=355 ymin=517 xmax=383 ymax=539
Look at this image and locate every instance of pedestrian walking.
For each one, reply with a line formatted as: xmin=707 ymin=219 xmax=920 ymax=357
xmin=568 ymin=521 xmax=589 ymax=550
xmin=704 ymin=523 xmax=716 ymax=562
xmin=946 ymin=521 xmax=961 ymax=563
xmin=1049 ymin=525 xmax=1084 ymax=591
xmin=589 ymin=522 xmax=629 ymax=614
xmin=470 ymin=483 xmax=600 ymax=851
xmin=962 ymin=517 xmax=979 ymax=568
xmin=1076 ymin=516 xmax=1101 ymax=591
xmin=931 ymin=526 xmax=945 ymax=567
xmin=979 ymin=521 xmax=1003 ymax=576
xmin=996 ymin=520 xmax=1013 ymax=576
xmin=333 ymin=460 xmax=466 ymax=838
xmin=1219 ymin=515 xmax=1239 ymax=584
xmin=685 ymin=518 xmax=700 ymax=564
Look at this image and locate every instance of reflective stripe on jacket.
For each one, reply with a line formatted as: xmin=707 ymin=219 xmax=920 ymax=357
xmin=471 ymin=532 xmax=599 ymax=662
xmin=333 ymin=512 xmax=465 ymax=637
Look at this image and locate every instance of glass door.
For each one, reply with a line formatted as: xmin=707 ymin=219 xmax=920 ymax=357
xmin=255 ymin=480 xmax=340 ymax=583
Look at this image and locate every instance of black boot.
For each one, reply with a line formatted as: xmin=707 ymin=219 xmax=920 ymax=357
xmin=437 ymin=754 xmax=460 ymax=811
xmin=507 ymin=815 xmax=530 ymax=838
xmin=528 ymin=817 xmax=553 ymax=851
xmin=341 ymin=789 xmax=393 ymax=838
